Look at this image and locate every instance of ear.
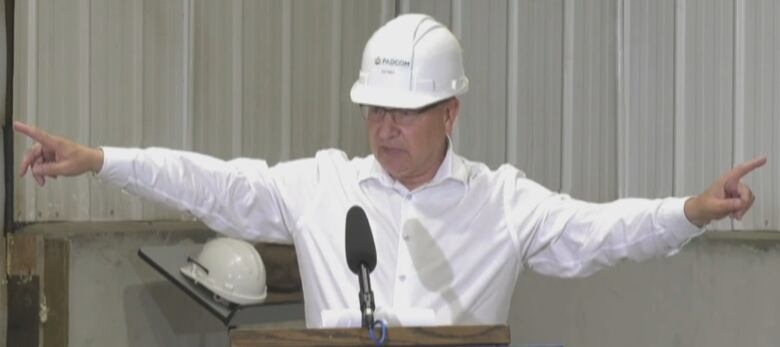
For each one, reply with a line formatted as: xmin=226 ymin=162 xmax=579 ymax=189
xmin=443 ymin=97 xmax=460 ymax=137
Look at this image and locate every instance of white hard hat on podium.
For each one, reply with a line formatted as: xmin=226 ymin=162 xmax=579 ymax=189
xmin=180 ymin=237 xmax=268 ymax=306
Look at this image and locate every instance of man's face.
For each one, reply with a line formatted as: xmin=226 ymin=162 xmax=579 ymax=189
xmin=365 ymin=98 xmax=459 ymax=188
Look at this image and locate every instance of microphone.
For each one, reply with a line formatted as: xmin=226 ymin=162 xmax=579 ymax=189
xmin=345 ymin=205 xmax=377 ymax=328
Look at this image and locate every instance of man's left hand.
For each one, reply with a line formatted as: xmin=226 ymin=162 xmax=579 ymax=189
xmin=684 ymin=157 xmax=767 ymax=228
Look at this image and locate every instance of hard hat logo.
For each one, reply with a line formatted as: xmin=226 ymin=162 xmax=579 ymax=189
xmin=350 ymin=13 xmax=469 ymax=110
xmin=375 ymin=56 xmax=411 ymax=67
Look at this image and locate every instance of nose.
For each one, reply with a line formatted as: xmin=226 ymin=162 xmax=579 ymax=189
xmin=376 ymin=114 xmax=400 ymax=140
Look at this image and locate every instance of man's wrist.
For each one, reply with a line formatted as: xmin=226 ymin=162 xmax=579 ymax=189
xmin=683 ymin=196 xmax=708 ymax=228
xmin=92 ymin=147 xmax=105 ymax=174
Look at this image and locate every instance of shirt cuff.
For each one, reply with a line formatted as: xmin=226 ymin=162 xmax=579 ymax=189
xmin=96 ymin=146 xmax=140 ymax=188
xmin=659 ymin=196 xmax=705 ymax=239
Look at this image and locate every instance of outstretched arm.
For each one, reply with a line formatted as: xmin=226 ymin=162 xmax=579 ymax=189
xmin=516 ymin=157 xmax=767 ymax=278
xmin=14 ymin=120 xmax=319 ymax=243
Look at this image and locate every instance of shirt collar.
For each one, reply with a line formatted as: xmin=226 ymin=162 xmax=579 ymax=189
xmin=358 ymin=138 xmax=468 ymax=190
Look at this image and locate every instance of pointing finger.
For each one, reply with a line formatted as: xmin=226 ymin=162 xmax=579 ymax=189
xmin=725 ymin=156 xmax=767 ymax=183
xmin=13 ymin=121 xmax=59 ymax=149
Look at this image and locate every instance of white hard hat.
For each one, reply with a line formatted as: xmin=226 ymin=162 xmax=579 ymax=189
xmin=180 ymin=238 xmax=268 ymax=306
xmin=350 ymin=14 xmax=469 ymax=110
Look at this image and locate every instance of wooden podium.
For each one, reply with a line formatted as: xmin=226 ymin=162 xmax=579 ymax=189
xmin=230 ymin=324 xmax=510 ymax=347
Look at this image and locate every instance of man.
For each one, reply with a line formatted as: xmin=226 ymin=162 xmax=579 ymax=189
xmin=14 ymin=14 xmax=765 ymax=328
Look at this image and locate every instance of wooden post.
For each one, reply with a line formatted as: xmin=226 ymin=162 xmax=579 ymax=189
xmin=43 ymin=239 xmax=70 ymax=347
xmin=7 ymin=233 xmax=40 ymax=347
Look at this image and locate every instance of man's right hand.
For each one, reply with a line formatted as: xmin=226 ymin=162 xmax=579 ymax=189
xmin=14 ymin=121 xmax=104 ymax=186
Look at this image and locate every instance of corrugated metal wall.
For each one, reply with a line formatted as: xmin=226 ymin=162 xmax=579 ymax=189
xmin=12 ymin=0 xmax=393 ymax=222
xmin=741 ymin=0 xmax=779 ymax=230
xmin=11 ymin=0 xmax=780 ymax=231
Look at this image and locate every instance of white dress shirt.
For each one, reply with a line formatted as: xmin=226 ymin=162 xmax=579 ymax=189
xmin=98 ymin=145 xmax=703 ymax=328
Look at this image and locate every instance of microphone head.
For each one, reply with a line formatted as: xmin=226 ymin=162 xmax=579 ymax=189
xmin=345 ymin=205 xmax=377 ymax=274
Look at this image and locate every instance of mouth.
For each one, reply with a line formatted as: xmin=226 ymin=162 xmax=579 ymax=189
xmin=380 ymin=146 xmax=406 ymax=155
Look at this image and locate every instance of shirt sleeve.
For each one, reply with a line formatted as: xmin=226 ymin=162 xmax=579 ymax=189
xmin=504 ymin=173 xmax=705 ymax=278
xmin=97 ymin=146 xmax=318 ymax=244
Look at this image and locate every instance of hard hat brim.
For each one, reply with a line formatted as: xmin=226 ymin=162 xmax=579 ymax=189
xmin=350 ymin=82 xmax=445 ymax=110
xmin=180 ymin=265 xmax=268 ymax=306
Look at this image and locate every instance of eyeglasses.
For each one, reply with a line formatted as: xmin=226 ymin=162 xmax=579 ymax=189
xmin=361 ymin=98 xmax=450 ymax=126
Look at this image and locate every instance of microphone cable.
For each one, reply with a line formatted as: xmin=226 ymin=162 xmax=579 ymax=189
xmin=367 ymin=319 xmax=388 ymax=346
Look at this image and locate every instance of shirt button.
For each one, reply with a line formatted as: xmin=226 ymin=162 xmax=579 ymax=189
xmin=399 ymin=275 xmax=406 ymax=281
xmin=403 ymin=233 xmax=409 ymax=241
xmin=405 ymin=194 xmax=412 ymax=200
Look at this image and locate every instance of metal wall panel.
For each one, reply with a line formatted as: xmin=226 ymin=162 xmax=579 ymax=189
xmin=457 ymin=0 xmax=508 ymax=170
xmin=13 ymin=0 xmax=34 ymax=222
xmin=141 ymin=0 xmax=188 ymax=151
xmin=677 ymin=0 xmax=734 ymax=230
xmin=565 ymin=0 xmax=618 ymax=202
xmin=289 ymin=1 xmax=340 ymax=159
xmin=621 ymin=0 xmax=676 ymax=199
xmin=32 ymin=0 xmax=91 ymax=220
xmin=242 ymin=0 xmax=286 ymax=163
xmin=141 ymin=0 xmax=191 ymax=220
xmin=193 ymin=0 xmax=236 ymax=160
xmin=89 ymin=0 xmax=144 ymax=220
xmin=12 ymin=0 xmax=394 ymax=222
xmin=10 ymin=0 xmax=780 ymax=230
xmin=511 ymin=0 xmax=564 ymax=191
xmin=741 ymin=0 xmax=779 ymax=230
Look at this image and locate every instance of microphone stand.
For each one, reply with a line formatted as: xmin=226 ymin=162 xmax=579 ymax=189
xmin=358 ymin=262 xmax=375 ymax=328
